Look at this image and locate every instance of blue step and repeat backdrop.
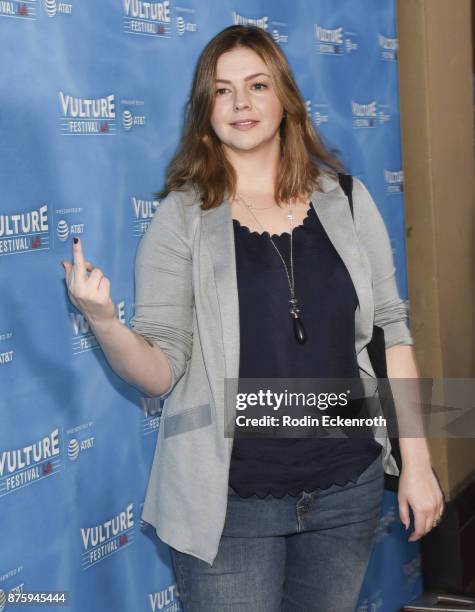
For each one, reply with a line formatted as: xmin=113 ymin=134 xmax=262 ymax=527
xmin=0 ymin=1 xmax=422 ymax=610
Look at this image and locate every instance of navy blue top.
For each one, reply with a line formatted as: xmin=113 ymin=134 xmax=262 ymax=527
xmin=229 ymin=202 xmax=382 ymax=498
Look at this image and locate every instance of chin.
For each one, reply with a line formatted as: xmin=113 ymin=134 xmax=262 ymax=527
xmin=223 ymin=132 xmax=279 ymax=151
xmin=227 ymin=141 xmax=268 ymax=153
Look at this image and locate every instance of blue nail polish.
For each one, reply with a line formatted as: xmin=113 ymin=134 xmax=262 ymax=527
xmin=73 ymin=237 xmax=78 ymax=244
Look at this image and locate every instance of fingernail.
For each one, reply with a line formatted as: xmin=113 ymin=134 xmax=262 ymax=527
xmin=73 ymin=237 xmax=79 ymax=244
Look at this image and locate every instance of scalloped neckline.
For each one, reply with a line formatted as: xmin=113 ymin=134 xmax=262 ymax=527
xmin=232 ymin=202 xmax=313 ymax=239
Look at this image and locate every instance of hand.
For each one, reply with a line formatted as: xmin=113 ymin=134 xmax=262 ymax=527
xmin=62 ymin=237 xmax=117 ymax=329
xmin=398 ymin=461 xmax=445 ymax=542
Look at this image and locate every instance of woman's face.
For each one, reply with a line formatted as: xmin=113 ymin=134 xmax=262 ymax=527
xmin=209 ymin=46 xmax=284 ymax=155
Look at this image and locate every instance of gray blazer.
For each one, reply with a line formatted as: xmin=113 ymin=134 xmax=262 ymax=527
xmin=130 ymin=172 xmax=414 ymax=566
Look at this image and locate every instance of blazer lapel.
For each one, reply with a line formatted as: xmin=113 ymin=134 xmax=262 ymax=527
xmin=309 ymin=187 xmax=374 ymax=353
xmin=200 ymin=199 xmax=240 ymax=383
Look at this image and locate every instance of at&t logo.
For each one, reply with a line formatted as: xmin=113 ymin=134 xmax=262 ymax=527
xmin=56 ymin=219 xmax=84 ymax=242
xmin=67 ymin=436 xmax=94 ymax=461
xmin=42 ymin=0 xmax=72 ymax=17
xmin=175 ymin=13 xmax=197 ymax=35
xmin=121 ymin=99 xmax=146 ymax=131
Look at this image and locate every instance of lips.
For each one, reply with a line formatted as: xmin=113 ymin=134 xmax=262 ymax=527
xmin=230 ymin=120 xmax=259 ymax=130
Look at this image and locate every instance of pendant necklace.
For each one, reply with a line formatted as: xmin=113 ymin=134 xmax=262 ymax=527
xmin=234 ymin=195 xmax=307 ymax=344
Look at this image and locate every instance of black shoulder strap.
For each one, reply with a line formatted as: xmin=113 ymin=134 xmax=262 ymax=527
xmin=337 ymin=173 xmax=354 ymax=219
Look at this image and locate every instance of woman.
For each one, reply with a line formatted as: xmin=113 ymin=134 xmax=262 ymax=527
xmin=63 ymin=25 xmax=445 ymax=612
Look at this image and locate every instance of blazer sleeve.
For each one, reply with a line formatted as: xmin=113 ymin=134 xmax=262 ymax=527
xmin=130 ymin=191 xmax=194 ymax=398
xmin=352 ymin=177 xmax=414 ymax=349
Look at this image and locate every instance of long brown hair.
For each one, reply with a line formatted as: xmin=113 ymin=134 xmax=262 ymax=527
xmin=156 ymin=25 xmax=344 ymax=210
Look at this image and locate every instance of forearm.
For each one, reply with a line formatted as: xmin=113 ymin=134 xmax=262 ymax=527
xmin=386 ymin=344 xmax=431 ymax=467
xmin=89 ymin=316 xmax=172 ymax=398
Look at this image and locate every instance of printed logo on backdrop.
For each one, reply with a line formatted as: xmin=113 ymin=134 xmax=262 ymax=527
xmin=59 ymin=91 xmax=116 ymax=136
xmin=232 ymin=11 xmax=268 ymax=31
xmin=0 ymin=205 xmax=49 ymax=256
xmin=70 ymin=300 xmax=126 ymax=355
xmin=0 ymin=566 xmax=24 ymax=612
xmin=0 ymin=429 xmax=62 ymax=498
xmin=149 ymin=583 xmax=181 ymax=612
xmin=175 ymin=6 xmax=196 ymax=36
xmin=0 ymin=0 xmax=36 ymax=20
xmin=351 ymin=100 xmax=391 ymax=128
xmin=141 ymin=397 xmax=163 ymax=435
xmin=389 ymin=236 xmax=398 ymax=260
xmin=123 ymin=0 xmax=171 ymax=37
xmin=42 ymin=0 xmax=72 ymax=18
xmin=132 ymin=196 xmax=159 ymax=236
xmin=306 ymin=100 xmax=330 ymax=128
xmin=314 ymin=23 xmax=358 ymax=55
xmin=231 ymin=11 xmax=288 ymax=43
xmin=55 ymin=207 xmax=84 ymax=244
xmin=384 ymin=169 xmax=404 ymax=194
xmin=81 ymin=503 xmax=134 ymax=569
xmin=66 ymin=421 xmax=95 ymax=462
xmin=270 ymin=23 xmax=288 ymax=44
xmin=121 ymin=99 xmax=146 ymax=132
xmin=379 ymin=34 xmax=398 ymax=61
xmin=0 ymin=331 xmax=14 ymax=367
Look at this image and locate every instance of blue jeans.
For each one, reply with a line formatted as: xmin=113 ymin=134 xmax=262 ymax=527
xmin=170 ymin=453 xmax=384 ymax=611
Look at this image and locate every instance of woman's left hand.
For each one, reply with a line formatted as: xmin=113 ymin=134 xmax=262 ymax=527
xmin=397 ymin=462 xmax=445 ymax=542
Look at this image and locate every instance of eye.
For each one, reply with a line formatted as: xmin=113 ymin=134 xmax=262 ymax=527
xmin=215 ymin=82 xmax=269 ymax=96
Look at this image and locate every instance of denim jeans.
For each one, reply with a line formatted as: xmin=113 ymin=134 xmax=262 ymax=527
xmin=170 ymin=453 xmax=384 ymax=611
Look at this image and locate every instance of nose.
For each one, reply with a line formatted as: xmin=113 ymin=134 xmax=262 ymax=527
xmin=233 ymin=89 xmax=251 ymax=111
xmin=234 ymin=100 xmax=250 ymax=110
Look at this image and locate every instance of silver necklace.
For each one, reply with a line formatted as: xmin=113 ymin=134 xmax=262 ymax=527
xmin=235 ymin=195 xmax=307 ymax=344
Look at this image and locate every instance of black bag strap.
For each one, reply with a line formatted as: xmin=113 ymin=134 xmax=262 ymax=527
xmin=337 ymin=172 xmax=404 ymax=489
xmin=336 ymin=173 xmax=443 ymax=494
xmin=337 ymin=173 xmax=354 ymax=218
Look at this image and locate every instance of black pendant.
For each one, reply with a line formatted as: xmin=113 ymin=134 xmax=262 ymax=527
xmin=293 ymin=315 xmax=306 ymax=344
